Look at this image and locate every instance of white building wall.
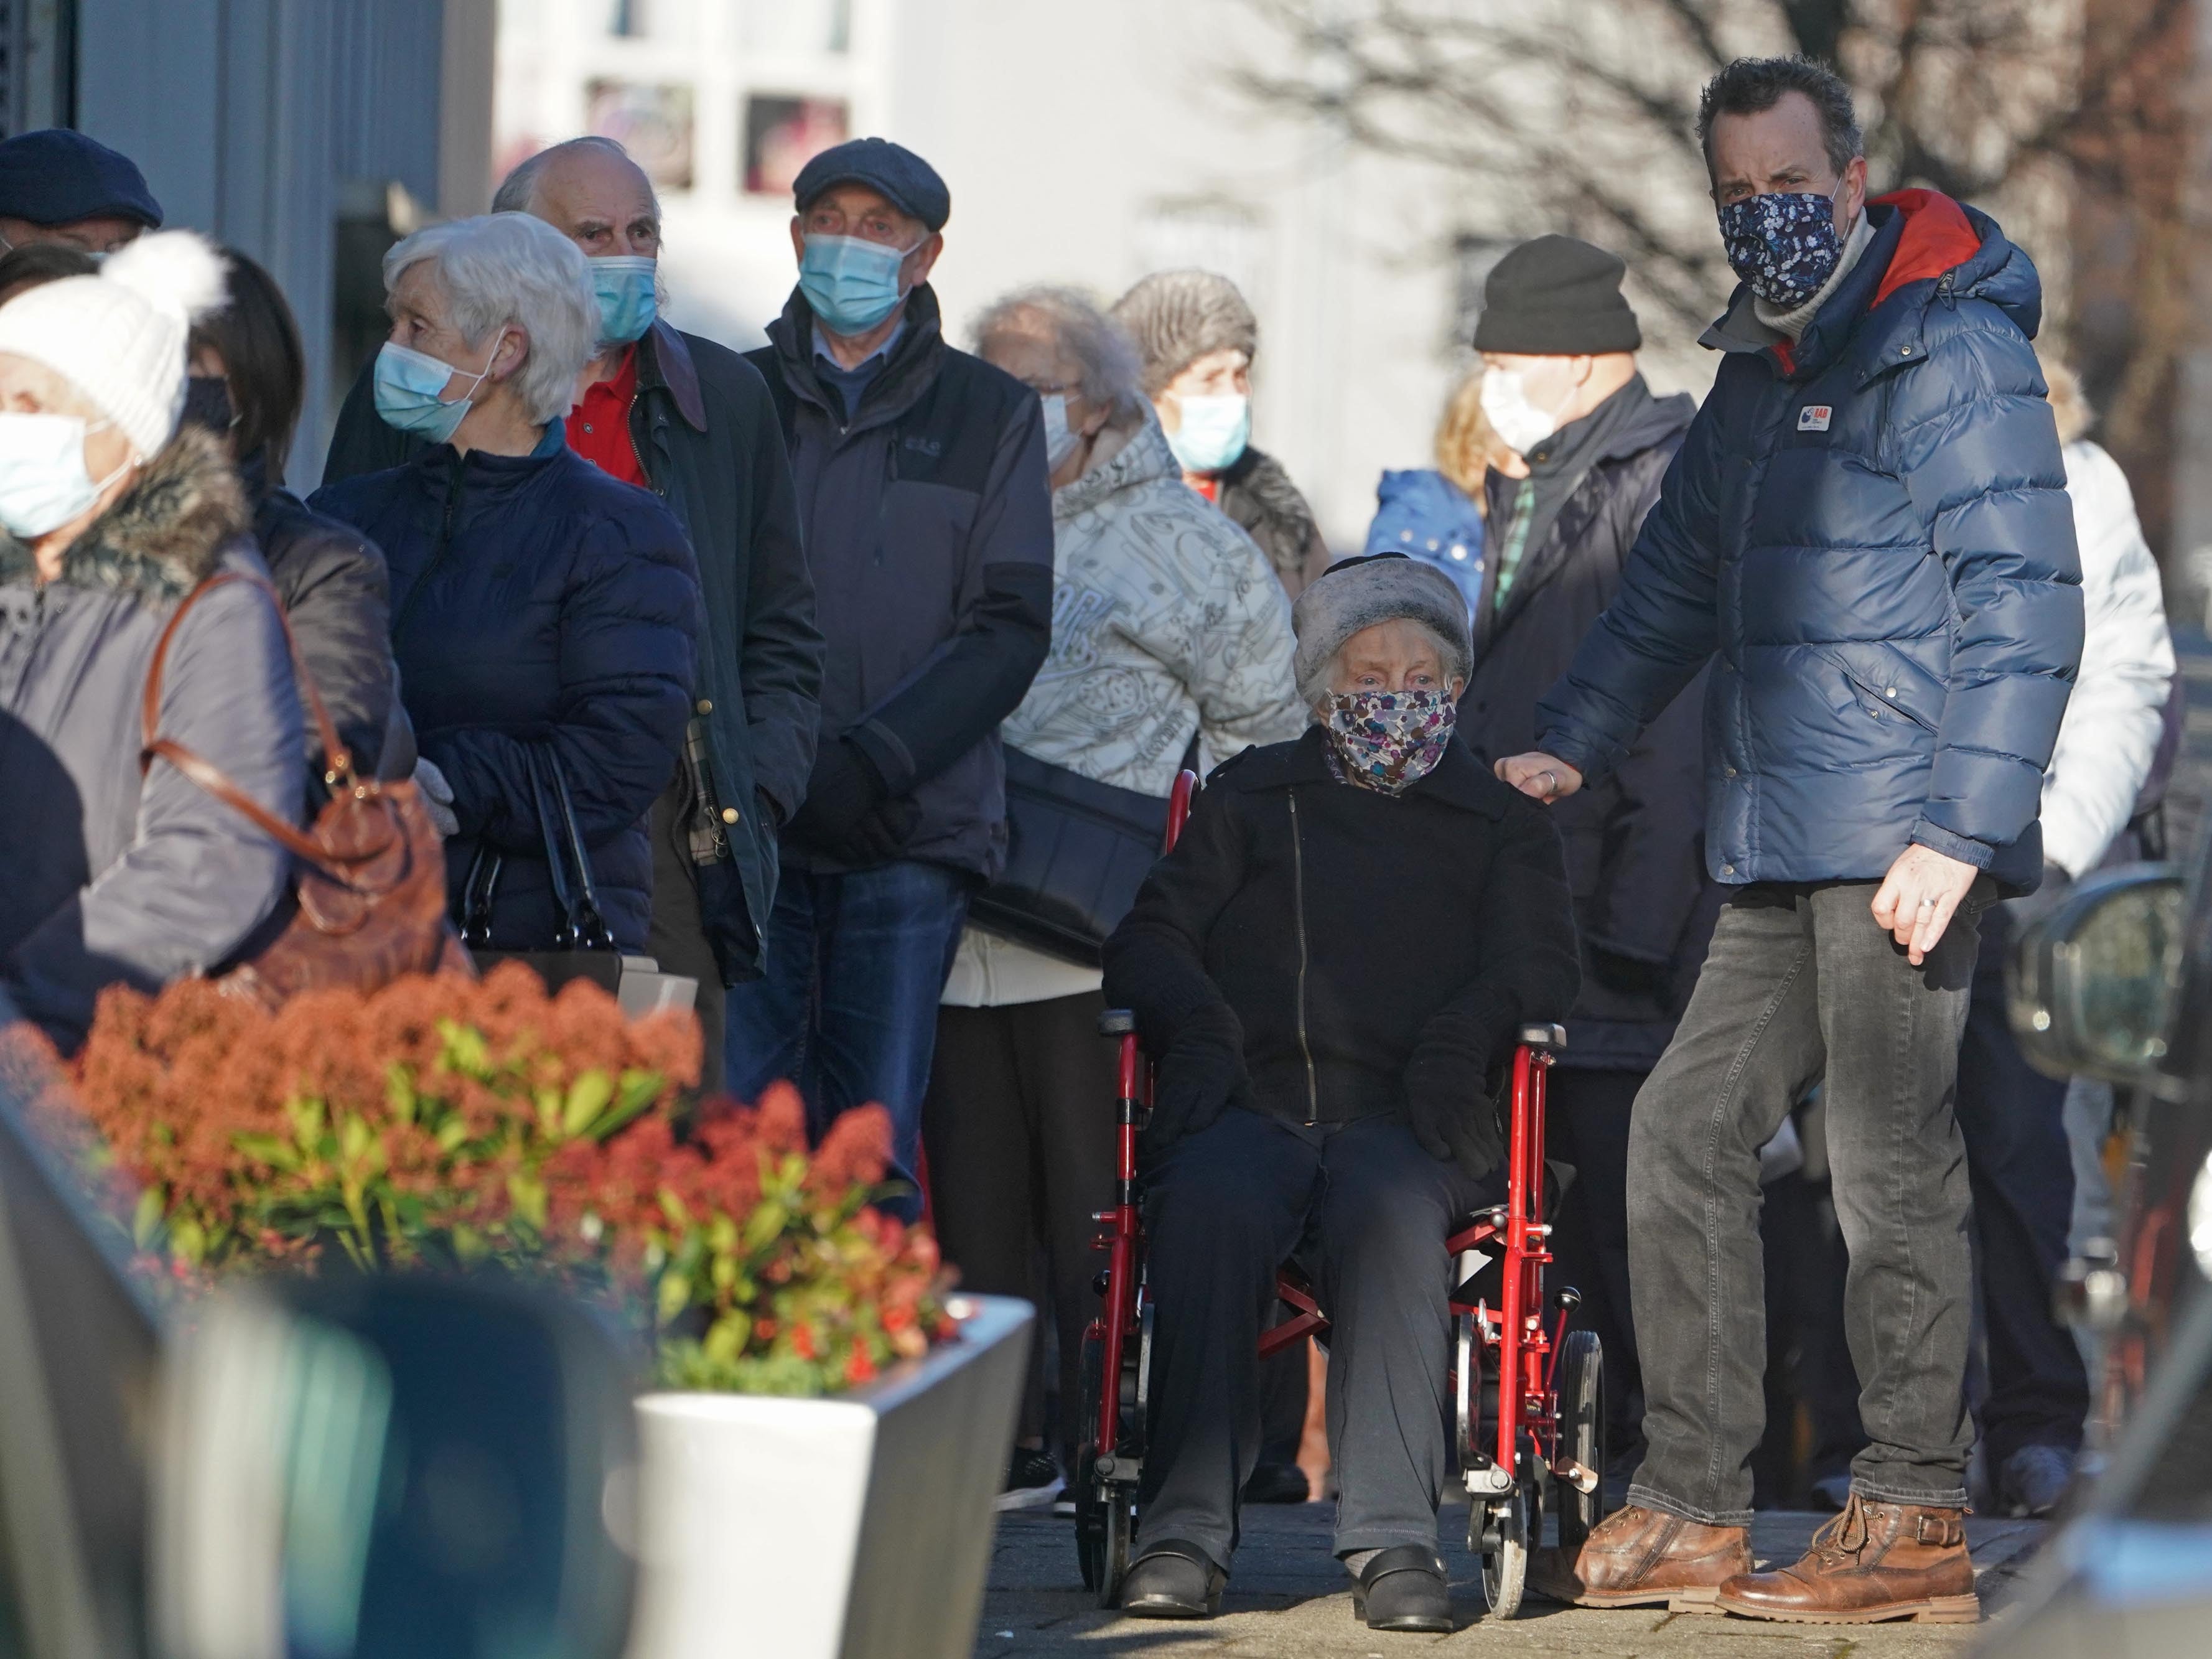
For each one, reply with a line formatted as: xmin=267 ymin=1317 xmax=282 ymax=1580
xmin=493 ymin=0 xmax=1496 ymax=551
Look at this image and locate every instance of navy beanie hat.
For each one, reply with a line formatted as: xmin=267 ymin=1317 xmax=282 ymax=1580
xmin=0 ymin=129 xmax=162 ymax=230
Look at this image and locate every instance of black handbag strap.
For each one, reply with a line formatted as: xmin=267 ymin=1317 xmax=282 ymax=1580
xmin=526 ymin=744 xmax=615 ymax=953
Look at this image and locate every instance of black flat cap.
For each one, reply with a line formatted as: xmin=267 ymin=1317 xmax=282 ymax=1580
xmin=0 ymin=128 xmax=162 ymax=229
xmin=1472 ymin=235 xmax=1640 ymax=355
xmin=792 ymin=137 xmax=949 ymax=231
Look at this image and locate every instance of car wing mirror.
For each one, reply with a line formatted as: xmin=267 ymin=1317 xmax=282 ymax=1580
xmin=2008 ymin=863 xmax=2185 ymax=1090
xmin=153 ymin=1272 xmax=642 ymax=1659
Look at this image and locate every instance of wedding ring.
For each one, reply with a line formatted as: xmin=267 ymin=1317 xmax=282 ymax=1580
xmin=1540 ymin=769 xmax=1557 ymax=793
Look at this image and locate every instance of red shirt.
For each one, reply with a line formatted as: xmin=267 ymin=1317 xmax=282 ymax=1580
xmin=565 ymin=343 xmax=647 ymax=487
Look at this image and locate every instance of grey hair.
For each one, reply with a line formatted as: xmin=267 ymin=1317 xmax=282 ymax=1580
xmin=1299 ymin=618 xmax=1463 ymax=716
xmin=382 ymin=213 xmax=597 ymax=426
xmin=969 ymin=285 xmax=1149 ymax=424
xmin=492 ymin=135 xmax=662 ymax=225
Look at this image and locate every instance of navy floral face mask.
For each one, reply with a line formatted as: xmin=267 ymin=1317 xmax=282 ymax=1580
xmin=1322 ymin=688 xmax=1457 ymax=795
xmin=1717 ymin=185 xmax=1844 ymax=311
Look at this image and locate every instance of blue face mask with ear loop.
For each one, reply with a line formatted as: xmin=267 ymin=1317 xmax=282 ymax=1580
xmin=798 ymin=233 xmax=920 ymax=335
xmin=373 ymin=336 xmax=501 ymax=444
xmin=590 ymin=255 xmax=658 ymax=345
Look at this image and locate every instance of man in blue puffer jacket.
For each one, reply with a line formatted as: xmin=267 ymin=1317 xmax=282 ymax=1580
xmin=1506 ymin=58 xmax=2082 ymax=1624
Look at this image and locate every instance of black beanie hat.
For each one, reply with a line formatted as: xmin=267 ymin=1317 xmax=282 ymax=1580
xmin=1471 ymin=235 xmax=1641 ymax=355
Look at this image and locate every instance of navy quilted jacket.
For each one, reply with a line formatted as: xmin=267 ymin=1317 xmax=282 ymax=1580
xmin=312 ymin=435 xmax=699 ymax=950
xmin=1537 ymin=192 xmax=2083 ymax=892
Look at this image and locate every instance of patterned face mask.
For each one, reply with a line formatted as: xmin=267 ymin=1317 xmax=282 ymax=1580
xmin=1717 ymin=183 xmax=1845 ymax=311
xmin=1323 ymin=688 xmax=1457 ymax=795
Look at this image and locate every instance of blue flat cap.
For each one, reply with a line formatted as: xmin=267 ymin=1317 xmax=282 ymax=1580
xmin=0 ymin=129 xmax=162 ymax=228
xmin=792 ymin=137 xmax=948 ymax=231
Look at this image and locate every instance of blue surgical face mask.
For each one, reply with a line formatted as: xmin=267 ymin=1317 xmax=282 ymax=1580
xmin=591 ymin=255 xmax=658 ymax=345
xmin=799 ymin=233 xmax=918 ymax=336
xmin=373 ymin=338 xmax=498 ymax=445
xmin=1039 ymin=393 xmax=1083 ymax=471
xmin=0 ymin=411 xmax=132 ymax=538
xmin=1166 ymin=391 xmax=1250 ymax=475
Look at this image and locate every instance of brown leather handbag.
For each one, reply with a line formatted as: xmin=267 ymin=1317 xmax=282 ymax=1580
xmin=140 ymin=571 xmax=469 ymax=1009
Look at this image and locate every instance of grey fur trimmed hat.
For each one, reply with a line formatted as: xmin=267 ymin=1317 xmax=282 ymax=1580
xmin=1291 ymin=553 xmax=1474 ymax=704
xmin=1111 ymin=269 xmax=1259 ymax=396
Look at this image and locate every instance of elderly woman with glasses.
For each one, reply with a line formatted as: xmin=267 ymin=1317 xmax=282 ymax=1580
xmin=311 ymin=212 xmax=699 ymax=958
xmin=923 ymin=285 xmax=1305 ymax=1509
xmin=1100 ymin=553 xmax=1580 ymax=1630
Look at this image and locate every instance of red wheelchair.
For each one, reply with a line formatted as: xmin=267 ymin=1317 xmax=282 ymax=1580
xmin=1072 ymin=770 xmax=1608 ymax=1619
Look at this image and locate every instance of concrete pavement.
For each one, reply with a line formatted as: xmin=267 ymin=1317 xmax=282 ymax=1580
xmin=973 ymin=1502 xmax=2047 ymax=1655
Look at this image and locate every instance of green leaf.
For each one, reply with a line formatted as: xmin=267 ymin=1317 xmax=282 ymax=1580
xmin=742 ymin=1200 xmax=788 ymax=1253
xmin=131 ymin=1187 xmax=167 ymax=1248
xmin=562 ymin=1070 xmax=614 ymax=1138
xmin=657 ymin=1268 xmax=694 ymax=1324
xmin=170 ymin=1215 xmax=207 ymax=1266
xmin=508 ymin=1174 xmax=548 ymax=1231
xmin=385 ymin=1062 xmax=417 ymax=1124
xmin=231 ymin=1132 xmax=295 ymax=1171
xmin=435 ymin=1118 xmax=470 ymax=1152
xmin=702 ymin=1312 xmax=747 ymax=1363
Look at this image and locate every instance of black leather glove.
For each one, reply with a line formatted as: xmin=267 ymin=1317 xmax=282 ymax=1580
xmin=1143 ymin=1005 xmax=1249 ymax=1158
xmin=1404 ymin=1044 xmax=1503 ymax=1181
xmin=831 ymin=797 xmax=923 ymax=869
xmin=786 ymin=739 xmax=892 ymax=853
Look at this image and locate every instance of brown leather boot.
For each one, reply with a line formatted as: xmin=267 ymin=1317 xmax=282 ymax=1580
xmin=1717 ymin=1493 xmax=1978 ymax=1624
xmin=1526 ymin=1504 xmax=1750 ymax=1612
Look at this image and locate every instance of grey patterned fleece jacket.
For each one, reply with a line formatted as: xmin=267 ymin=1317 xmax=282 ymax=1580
xmin=1002 ymin=416 xmax=1304 ymax=793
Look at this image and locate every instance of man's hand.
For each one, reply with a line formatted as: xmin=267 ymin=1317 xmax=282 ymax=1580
xmin=1495 ymin=751 xmax=1584 ymax=803
xmin=1870 ymin=844 xmax=1980 ymax=966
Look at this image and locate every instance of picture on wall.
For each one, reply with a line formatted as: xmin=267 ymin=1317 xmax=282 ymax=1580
xmin=587 ymin=78 xmax=696 ymax=190
xmin=743 ymin=94 xmax=849 ymax=196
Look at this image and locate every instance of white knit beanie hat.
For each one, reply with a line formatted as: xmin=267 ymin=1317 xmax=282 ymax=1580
xmin=0 ymin=230 xmax=227 ymax=459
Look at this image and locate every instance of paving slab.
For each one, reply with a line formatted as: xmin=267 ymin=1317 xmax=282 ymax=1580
xmin=974 ymin=1502 xmax=2047 ymax=1657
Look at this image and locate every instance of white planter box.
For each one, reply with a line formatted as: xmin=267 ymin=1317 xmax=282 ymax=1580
xmin=625 ymin=1294 xmax=1032 ymax=1659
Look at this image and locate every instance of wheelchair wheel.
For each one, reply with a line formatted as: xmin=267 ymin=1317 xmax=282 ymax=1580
xmin=1477 ymin=1477 xmax=1533 ymax=1619
xmin=1554 ymin=1328 xmax=1608 ymax=1550
xmin=1453 ymin=1312 xmax=1479 ymax=1469
xmin=1075 ymin=1330 xmax=1106 ymax=1591
xmin=1075 ymin=1454 xmax=1136 ymax=1605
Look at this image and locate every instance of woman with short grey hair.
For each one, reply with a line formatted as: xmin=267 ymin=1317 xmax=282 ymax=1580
xmin=921 ymin=284 xmax=1305 ymax=1508
xmin=375 ymin=212 xmax=598 ymax=436
xmin=310 ymin=212 xmax=700 ymax=958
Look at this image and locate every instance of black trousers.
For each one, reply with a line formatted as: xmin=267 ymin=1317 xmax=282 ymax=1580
xmin=647 ymin=775 xmax=726 ymax=1096
xmin=1138 ymin=1108 xmax=1501 ymax=1569
xmin=1545 ymin=1066 xmax=1645 ymax=1470
xmin=921 ymin=991 xmax=1118 ymax=1460
xmin=1953 ymin=910 xmax=2089 ymax=1463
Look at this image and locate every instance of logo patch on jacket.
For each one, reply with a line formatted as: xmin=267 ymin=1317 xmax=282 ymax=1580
xmin=1798 ymin=404 xmax=1832 ymax=432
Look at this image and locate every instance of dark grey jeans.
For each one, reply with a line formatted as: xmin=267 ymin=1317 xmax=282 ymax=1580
xmin=1136 ymin=1108 xmax=1501 ymax=1569
xmin=1627 ymin=880 xmax=1987 ymax=1525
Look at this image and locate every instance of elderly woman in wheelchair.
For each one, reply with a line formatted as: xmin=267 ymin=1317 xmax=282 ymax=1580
xmin=1099 ymin=554 xmax=1580 ymax=1631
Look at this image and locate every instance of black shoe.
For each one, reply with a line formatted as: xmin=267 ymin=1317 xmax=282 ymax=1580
xmin=1121 ymin=1539 xmax=1226 ymax=1619
xmin=1352 ymin=1546 xmax=1452 ymax=1633
xmin=1242 ymin=1459 xmax=1310 ymax=1504
xmin=994 ymin=1446 xmax=1064 ymax=1513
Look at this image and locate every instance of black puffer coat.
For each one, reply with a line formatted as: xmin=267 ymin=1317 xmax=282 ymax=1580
xmin=310 ymin=436 xmax=699 ymax=952
xmin=244 ymin=452 xmax=413 ymax=783
xmin=1460 ymin=379 xmax=1714 ymax=1070
xmin=1103 ymin=729 xmax=1579 ymax=1129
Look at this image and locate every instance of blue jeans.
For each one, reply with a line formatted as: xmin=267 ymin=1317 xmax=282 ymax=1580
xmin=724 ymin=860 xmax=971 ymax=1222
